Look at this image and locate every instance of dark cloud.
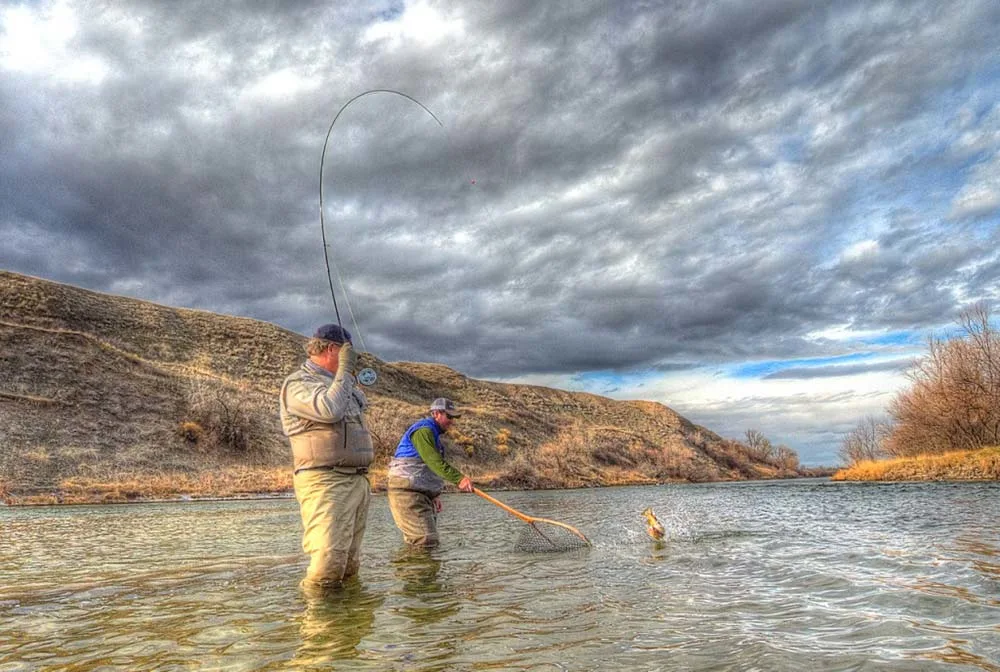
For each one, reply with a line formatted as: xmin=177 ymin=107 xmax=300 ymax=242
xmin=2 ymin=0 xmax=999 ymax=463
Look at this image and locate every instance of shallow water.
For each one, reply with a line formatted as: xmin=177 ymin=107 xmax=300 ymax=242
xmin=2 ymin=480 xmax=999 ymax=671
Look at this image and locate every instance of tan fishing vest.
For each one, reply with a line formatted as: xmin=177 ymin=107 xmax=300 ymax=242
xmin=289 ymin=416 xmax=374 ymax=472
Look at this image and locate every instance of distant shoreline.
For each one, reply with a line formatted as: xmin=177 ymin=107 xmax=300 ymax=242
xmin=831 ymin=446 xmax=1000 ymax=481
xmin=1 ymin=472 xmax=837 ymax=507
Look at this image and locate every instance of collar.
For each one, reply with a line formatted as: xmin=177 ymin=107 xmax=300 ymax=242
xmin=303 ymin=360 xmax=334 ymax=378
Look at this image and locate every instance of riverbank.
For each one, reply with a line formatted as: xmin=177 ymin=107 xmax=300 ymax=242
xmin=0 ymin=465 xmax=835 ymax=506
xmin=0 ymin=467 xmax=294 ymax=506
xmin=831 ymin=446 xmax=1000 ymax=481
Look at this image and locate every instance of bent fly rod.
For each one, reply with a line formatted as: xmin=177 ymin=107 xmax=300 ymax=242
xmin=318 ymin=89 xmax=444 ymax=386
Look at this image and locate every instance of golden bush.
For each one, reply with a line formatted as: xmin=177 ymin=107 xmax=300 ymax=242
xmin=177 ymin=421 xmax=204 ymax=444
xmin=887 ymin=304 xmax=1000 ymax=457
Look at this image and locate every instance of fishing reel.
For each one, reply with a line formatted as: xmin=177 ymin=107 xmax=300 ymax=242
xmin=357 ymin=367 xmax=377 ymax=386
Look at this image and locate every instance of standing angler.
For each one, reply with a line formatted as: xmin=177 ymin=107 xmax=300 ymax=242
xmin=387 ymin=398 xmax=475 ymax=547
xmin=280 ymin=324 xmax=373 ymax=592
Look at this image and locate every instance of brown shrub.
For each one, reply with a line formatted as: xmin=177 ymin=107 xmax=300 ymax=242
xmin=177 ymin=421 xmax=204 ymax=444
xmin=590 ymin=444 xmax=636 ymax=467
xmin=183 ymin=379 xmax=270 ymax=454
xmin=23 ymin=448 xmax=51 ymax=464
xmin=501 ymin=453 xmax=544 ymax=489
xmin=701 ymin=439 xmax=755 ymax=476
xmin=886 ymin=304 xmax=1000 ymax=457
xmin=773 ymin=444 xmax=799 ymax=471
xmin=494 ymin=428 xmax=512 ymax=457
xmin=366 ymin=401 xmax=412 ymax=459
xmin=450 ymin=429 xmax=476 ymax=449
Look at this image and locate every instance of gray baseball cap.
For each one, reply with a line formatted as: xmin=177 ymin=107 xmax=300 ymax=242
xmin=429 ymin=398 xmax=461 ymax=418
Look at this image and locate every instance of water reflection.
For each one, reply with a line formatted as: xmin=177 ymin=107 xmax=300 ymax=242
xmin=293 ymin=580 xmax=383 ymax=667
xmin=391 ymin=547 xmax=460 ymax=624
xmin=641 ymin=539 xmax=669 ymax=564
xmin=919 ymin=642 xmax=1000 ymax=672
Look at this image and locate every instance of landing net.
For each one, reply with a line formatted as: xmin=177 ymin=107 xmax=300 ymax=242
xmin=513 ymin=520 xmax=591 ymax=553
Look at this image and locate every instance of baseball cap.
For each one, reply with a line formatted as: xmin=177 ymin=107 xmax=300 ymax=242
xmin=429 ymin=398 xmax=461 ymax=418
xmin=313 ymin=324 xmax=352 ymax=344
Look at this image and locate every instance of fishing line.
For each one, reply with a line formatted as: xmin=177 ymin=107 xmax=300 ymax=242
xmin=318 ymin=89 xmax=444 ymax=385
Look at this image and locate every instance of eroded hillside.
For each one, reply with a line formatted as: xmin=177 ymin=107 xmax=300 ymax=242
xmin=0 ymin=271 xmax=800 ymax=503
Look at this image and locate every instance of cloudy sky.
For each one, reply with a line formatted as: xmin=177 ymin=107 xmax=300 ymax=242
xmin=2 ymin=1 xmax=999 ymax=465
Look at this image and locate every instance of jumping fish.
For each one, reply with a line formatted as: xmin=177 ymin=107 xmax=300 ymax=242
xmin=641 ymin=507 xmax=666 ymax=541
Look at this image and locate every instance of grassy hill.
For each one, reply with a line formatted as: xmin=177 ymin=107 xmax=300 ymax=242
xmin=0 ymin=270 xmax=804 ymax=504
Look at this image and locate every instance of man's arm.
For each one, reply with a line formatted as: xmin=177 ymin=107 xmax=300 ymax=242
xmin=411 ymin=427 xmax=464 ymax=484
xmin=281 ymin=373 xmax=355 ymax=424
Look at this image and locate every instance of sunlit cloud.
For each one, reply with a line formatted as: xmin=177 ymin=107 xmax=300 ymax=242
xmin=0 ymin=2 xmax=108 ymax=83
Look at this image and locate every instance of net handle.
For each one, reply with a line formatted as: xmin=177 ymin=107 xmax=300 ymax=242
xmin=473 ymin=488 xmax=534 ymax=523
xmin=472 ymin=488 xmax=592 ymax=545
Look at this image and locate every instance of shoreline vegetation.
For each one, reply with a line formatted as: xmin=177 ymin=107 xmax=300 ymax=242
xmin=0 ymin=467 xmax=834 ymax=507
xmin=831 ymin=446 xmax=1000 ymax=482
xmin=835 ymin=304 xmax=1000 ymax=482
xmin=11 ymin=450 xmax=1000 ymax=506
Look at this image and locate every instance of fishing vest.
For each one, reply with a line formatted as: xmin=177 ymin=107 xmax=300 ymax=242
xmin=387 ymin=418 xmax=445 ymax=494
xmin=288 ymin=417 xmax=373 ymax=473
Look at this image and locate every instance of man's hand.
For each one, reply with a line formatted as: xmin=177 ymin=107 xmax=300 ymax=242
xmin=433 ymin=496 xmax=442 ymax=513
xmin=458 ymin=476 xmax=474 ymax=493
xmin=338 ymin=341 xmax=359 ymax=374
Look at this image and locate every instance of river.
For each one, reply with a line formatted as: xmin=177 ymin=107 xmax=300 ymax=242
xmin=2 ymin=480 xmax=999 ymax=671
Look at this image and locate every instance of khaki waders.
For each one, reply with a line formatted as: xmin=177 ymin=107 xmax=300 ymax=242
xmin=293 ymin=468 xmax=370 ymax=588
xmin=387 ymin=484 xmax=440 ymax=548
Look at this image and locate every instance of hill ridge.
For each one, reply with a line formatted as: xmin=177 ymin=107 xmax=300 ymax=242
xmin=0 ymin=270 xmax=803 ymax=503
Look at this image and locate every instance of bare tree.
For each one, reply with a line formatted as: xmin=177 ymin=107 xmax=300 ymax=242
xmin=773 ymin=444 xmax=800 ymax=470
xmin=839 ymin=416 xmax=891 ymax=465
xmin=886 ymin=303 xmax=1000 ymax=456
xmin=183 ymin=378 xmax=270 ymax=454
xmin=744 ymin=428 xmax=773 ymax=462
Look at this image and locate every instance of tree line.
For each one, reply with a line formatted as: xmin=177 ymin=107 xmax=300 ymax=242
xmin=840 ymin=303 xmax=1000 ymax=465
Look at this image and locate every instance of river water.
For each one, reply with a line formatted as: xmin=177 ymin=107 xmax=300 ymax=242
xmin=1 ymin=480 xmax=999 ymax=671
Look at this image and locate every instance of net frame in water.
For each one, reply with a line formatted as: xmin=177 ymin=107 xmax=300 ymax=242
xmin=473 ymin=488 xmax=591 ymax=552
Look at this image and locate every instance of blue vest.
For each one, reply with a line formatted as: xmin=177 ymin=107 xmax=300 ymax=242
xmin=388 ymin=418 xmax=446 ymax=494
xmin=393 ymin=418 xmax=443 ymax=459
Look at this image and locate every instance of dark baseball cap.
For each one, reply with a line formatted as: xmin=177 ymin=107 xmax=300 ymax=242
xmin=313 ymin=324 xmax=352 ymax=344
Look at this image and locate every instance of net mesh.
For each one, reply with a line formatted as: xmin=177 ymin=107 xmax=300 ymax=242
xmin=513 ymin=521 xmax=591 ymax=553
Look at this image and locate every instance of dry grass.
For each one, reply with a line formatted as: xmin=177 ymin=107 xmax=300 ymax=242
xmin=5 ymin=467 xmax=293 ymax=505
xmin=831 ymin=446 xmax=1000 ymax=481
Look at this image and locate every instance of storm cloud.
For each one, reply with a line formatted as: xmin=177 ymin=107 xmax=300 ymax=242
xmin=2 ymin=0 xmax=998 ymax=463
